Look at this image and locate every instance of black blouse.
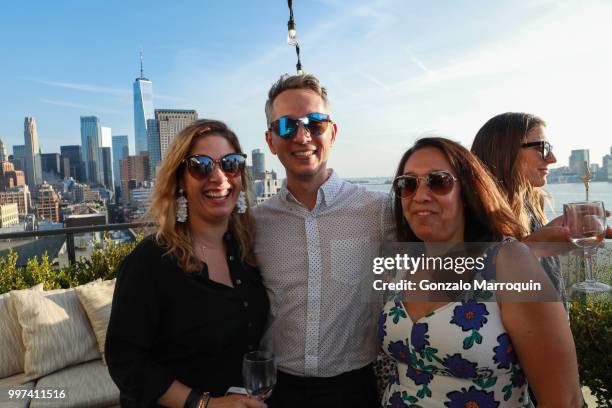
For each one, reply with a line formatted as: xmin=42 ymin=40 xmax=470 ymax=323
xmin=105 ymin=233 xmax=269 ymax=407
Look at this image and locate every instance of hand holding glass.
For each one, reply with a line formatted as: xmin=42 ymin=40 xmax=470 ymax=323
xmin=564 ymin=201 xmax=610 ymax=293
xmin=242 ymin=351 xmax=276 ymax=401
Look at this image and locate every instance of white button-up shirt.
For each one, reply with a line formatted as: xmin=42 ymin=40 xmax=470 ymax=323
xmin=253 ymin=170 xmax=394 ymax=377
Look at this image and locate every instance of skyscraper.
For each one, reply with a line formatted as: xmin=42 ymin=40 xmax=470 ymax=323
xmin=112 ymin=135 xmax=129 ymax=188
xmin=133 ymin=52 xmax=154 ymax=155
xmin=0 ymin=138 xmax=8 ymax=162
xmin=101 ymin=147 xmax=114 ymax=189
xmin=80 ymin=116 xmax=104 ymax=184
xmin=24 ymin=117 xmax=43 ymax=187
xmin=147 ymin=109 xmax=198 ymax=180
xmin=40 ymin=153 xmax=62 ymax=178
xmin=60 ymin=145 xmax=85 ymax=182
xmin=252 ymin=148 xmax=266 ymax=179
xmin=569 ymin=149 xmax=590 ymax=175
xmin=12 ymin=145 xmax=26 ymax=171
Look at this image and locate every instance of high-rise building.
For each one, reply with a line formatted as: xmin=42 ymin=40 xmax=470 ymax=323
xmin=0 ymin=138 xmax=8 ymax=162
xmin=35 ymin=181 xmax=60 ymax=222
xmin=252 ymin=149 xmax=266 ymax=179
xmin=0 ymin=161 xmax=25 ymax=191
xmin=147 ymin=109 xmax=198 ymax=180
xmin=12 ymin=145 xmax=26 ymax=171
xmin=80 ymin=116 xmax=104 ymax=184
xmin=133 ymin=52 xmax=154 ymax=155
xmin=569 ymin=149 xmax=590 ymax=175
xmin=101 ymin=147 xmax=113 ymax=189
xmin=41 ymin=153 xmax=62 ymax=177
xmin=60 ymin=145 xmax=86 ymax=182
xmin=0 ymin=203 xmax=19 ymax=228
xmin=0 ymin=185 xmax=30 ymax=216
xmin=24 ymin=117 xmax=43 ymax=187
xmin=120 ymin=155 xmax=149 ymax=203
xmin=73 ymin=183 xmax=101 ymax=203
xmin=112 ymin=135 xmax=129 ymax=187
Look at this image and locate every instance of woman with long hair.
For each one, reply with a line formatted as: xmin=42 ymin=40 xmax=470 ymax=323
xmin=471 ymin=113 xmax=566 ymax=302
xmin=106 ymin=120 xmax=269 ymax=408
xmin=379 ymin=137 xmax=581 ymax=406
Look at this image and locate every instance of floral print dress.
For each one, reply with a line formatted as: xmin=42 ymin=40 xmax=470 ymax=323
xmin=380 ymin=292 xmax=530 ymax=407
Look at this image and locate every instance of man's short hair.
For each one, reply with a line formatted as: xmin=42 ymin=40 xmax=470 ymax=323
xmin=265 ymin=73 xmax=330 ymax=126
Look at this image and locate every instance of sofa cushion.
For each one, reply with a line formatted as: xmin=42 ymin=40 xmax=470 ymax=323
xmin=75 ymin=279 xmax=115 ymax=363
xmin=0 ymin=379 xmax=35 ymax=408
xmin=29 ymin=359 xmax=120 ymax=408
xmin=9 ymin=287 xmax=101 ymax=380
xmin=0 ymin=284 xmax=43 ymax=378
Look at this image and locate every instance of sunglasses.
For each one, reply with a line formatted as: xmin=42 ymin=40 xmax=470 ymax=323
xmin=521 ymin=141 xmax=553 ymax=160
xmin=393 ymin=171 xmax=458 ymax=198
xmin=269 ymin=112 xmax=332 ymax=139
xmin=182 ymin=153 xmax=247 ymax=180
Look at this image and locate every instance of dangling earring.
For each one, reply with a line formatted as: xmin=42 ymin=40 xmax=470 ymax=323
xmin=176 ymin=189 xmax=188 ymax=222
xmin=235 ymin=191 xmax=247 ymax=214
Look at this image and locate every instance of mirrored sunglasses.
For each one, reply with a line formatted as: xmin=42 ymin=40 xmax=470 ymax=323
xmin=269 ymin=112 xmax=332 ymax=139
xmin=183 ymin=153 xmax=246 ymax=180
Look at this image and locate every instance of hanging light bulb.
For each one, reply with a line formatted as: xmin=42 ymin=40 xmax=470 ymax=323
xmin=287 ymin=20 xmax=298 ymax=46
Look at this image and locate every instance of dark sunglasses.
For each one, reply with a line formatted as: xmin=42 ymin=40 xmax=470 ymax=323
xmin=521 ymin=141 xmax=553 ymax=160
xmin=269 ymin=112 xmax=332 ymax=139
xmin=182 ymin=153 xmax=247 ymax=180
xmin=393 ymin=171 xmax=458 ymax=198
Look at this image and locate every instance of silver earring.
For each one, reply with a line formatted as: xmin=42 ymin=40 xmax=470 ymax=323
xmin=176 ymin=189 xmax=188 ymax=222
xmin=235 ymin=191 xmax=247 ymax=214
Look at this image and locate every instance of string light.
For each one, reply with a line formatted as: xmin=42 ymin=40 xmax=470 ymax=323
xmin=287 ymin=0 xmax=302 ymax=74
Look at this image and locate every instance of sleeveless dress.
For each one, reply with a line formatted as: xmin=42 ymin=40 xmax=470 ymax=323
xmin=379 ymin=245 xmax=531 ymax=407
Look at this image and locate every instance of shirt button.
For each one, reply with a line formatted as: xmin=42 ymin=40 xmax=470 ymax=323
xmin=236 ymin=279 xmax=242 ymax=285
xmin=243 ymin=301 xmax=249 ymax=308
xmin=229 ymin=255 xmax=235 ymax=261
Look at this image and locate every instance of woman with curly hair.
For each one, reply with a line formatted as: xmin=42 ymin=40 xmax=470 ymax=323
xmin=106 ymin=119 xmax=269 ymax=408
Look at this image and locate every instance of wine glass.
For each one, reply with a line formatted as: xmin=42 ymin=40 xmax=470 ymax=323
xmin=564 ymin=201 xmax=610 ymax=293
xmin=242 ymin=351 xmax=276 ymax=401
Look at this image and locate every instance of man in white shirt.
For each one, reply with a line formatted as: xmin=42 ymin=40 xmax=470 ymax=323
xmin=252 ymin=73 xmax=392 ymax=407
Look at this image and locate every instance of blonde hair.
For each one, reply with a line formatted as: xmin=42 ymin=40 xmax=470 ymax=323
xmin=147 ymin=119 xmax=255 ymax=272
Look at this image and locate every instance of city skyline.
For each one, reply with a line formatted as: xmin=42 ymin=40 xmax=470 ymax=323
xmin=0 ymin=1 xmax=611 ymax=178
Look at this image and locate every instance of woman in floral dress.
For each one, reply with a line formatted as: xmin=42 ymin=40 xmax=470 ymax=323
xmin=379 ymin=137 xmax=581 ymax=407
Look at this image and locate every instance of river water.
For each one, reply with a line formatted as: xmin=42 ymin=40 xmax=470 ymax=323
xmin=361 ymin=181 xmax=612 ymax=221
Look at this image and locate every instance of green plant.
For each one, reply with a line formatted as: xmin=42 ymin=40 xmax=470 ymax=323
xmin=564 ymin=247 xmax=612 ymax=405
xmin=0 ymin=234 xmax=142 ymax=294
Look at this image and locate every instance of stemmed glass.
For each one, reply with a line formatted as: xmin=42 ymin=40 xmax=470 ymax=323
xmin=564 ymin=201 xmax=611 ymax=293
xmin=242 ymin=351 xmax=276 ymax=401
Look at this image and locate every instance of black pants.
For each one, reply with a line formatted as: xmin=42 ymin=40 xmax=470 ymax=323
xmin=268 ymin=364 xmax=379 ymax=408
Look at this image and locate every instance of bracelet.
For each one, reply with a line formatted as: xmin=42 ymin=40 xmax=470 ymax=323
xmin=197 ymin=393 xmax=211 ymax=408
xmin=184 ymin=389 xmax=203 ymax=408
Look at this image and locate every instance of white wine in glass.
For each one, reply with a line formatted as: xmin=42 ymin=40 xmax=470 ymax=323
xmin=564 ymin=201 xmax=610 ymax=293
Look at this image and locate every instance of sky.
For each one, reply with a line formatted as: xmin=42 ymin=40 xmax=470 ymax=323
xmin=0 ymin=0 xmax=611 ymax=178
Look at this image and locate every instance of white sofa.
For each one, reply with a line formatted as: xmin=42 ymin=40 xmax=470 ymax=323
xmin=0 ymin=280 xmax=120 ymax=408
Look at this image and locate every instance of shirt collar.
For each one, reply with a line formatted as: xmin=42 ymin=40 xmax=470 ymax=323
xmin=280 ymin=169 xmax=343 ymax=208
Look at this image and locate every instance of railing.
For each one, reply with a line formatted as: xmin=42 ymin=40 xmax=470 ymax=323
xmin=0 ymin=222 xmax=153 ymax=265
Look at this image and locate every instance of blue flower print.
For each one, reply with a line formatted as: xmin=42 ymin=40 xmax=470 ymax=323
xmin=511 ymin=368 xmax=526 ymax=388
xmin=493 ymin=333 xmax=518 ymax=369
xmin=450 ymin=300 xmax=489 ymax=331
xmin=445 ymin=386 xmax=499 ymax=408
xmin=386 ymin=391 xmax=409 ymax=408
xmin=378 ymin=311 xmax=388 ymax=346
xmin=406 ymin=364 xmax=433 ymax=386
xmin=411 ymin=322 xmax=429 ymax=352
xmin=443 ymin=353 xmax=478 ymax=379
xmin=388 ymin=340 xmax=411 ymax=364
